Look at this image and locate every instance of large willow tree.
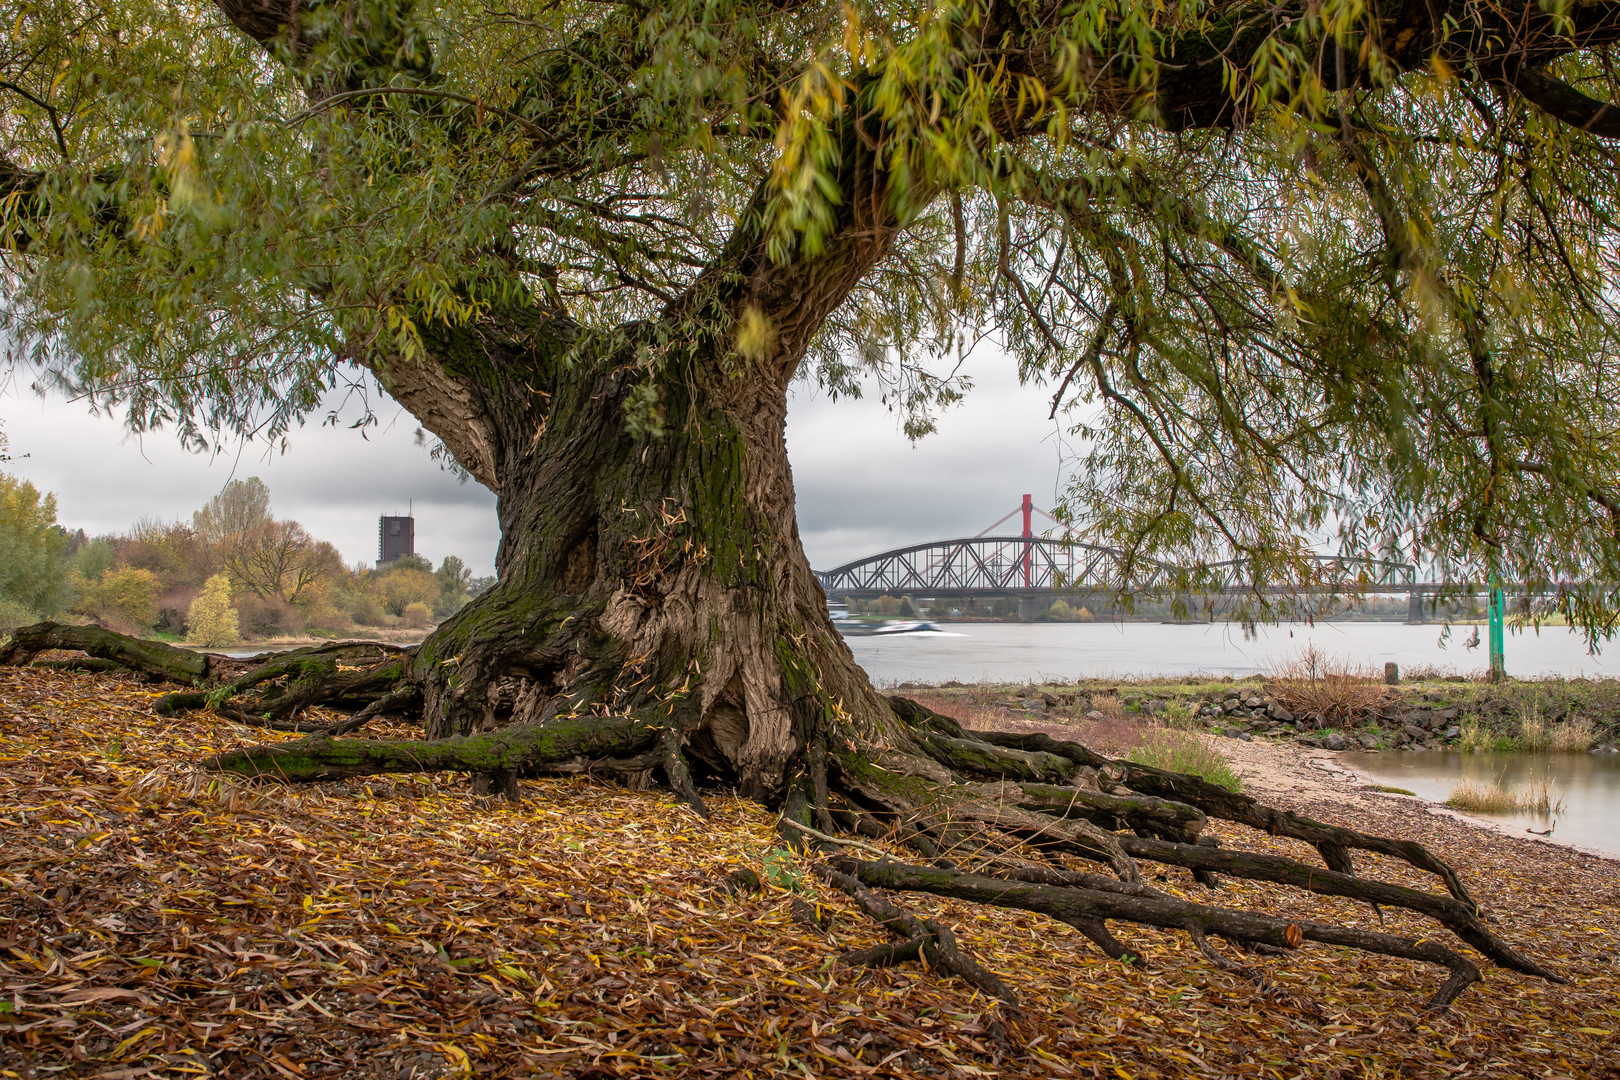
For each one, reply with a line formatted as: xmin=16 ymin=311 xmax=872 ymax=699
xmin=2 ymin=0 xmax=1615 ymax=1007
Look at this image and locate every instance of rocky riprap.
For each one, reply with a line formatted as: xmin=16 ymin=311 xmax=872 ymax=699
xmin=954 ymin=682 xmax=1620 ymax=755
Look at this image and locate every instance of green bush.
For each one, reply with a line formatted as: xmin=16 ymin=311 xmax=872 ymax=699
xmin=69 ymin=537 xmax=115 ymax=583
xmin=0 ymin=472 xmax=70 ymax=615
xmin=350 ymin=591 xmax=388 ymax=627
xmin=1126 ymin=730 xmax=1242 ymax=792
xmin=434 ymin=555 xmax=474 ymax=616
xmin=186 ymin=574 xmax=242 ymax=647
xmin=0 ymin=597 xmax=39 ymax=634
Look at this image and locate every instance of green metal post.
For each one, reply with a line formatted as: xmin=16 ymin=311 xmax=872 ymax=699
xmin=1488 ymin=573 xmax=1506 ymax=682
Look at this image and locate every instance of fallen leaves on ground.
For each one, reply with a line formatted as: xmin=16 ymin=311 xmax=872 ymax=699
xmin=0 ymin=667 xmax=1617 ymax=1079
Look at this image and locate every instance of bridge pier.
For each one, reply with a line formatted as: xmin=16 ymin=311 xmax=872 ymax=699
xmin=1018 ymin=595 xmax=1041 ymax=622
xmin=1407 ymin=590 xmax=1426 ymax=624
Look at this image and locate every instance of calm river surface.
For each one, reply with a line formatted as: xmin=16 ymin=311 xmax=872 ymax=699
xmin=1339 ymin=750 xmax=1620 ymax=858
xmin=841 ymin=621 xmax=1615 ymax=685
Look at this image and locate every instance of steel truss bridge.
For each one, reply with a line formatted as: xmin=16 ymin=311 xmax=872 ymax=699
xmin=814 ymin=535 xmax=1420 ymax=601
xmin=811 ymin=498 xmax=1576 ymax=622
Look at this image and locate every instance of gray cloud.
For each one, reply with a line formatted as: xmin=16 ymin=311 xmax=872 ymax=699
xmin=3 ymin=391 xmax=501 ymax=573
xmin=3 ymin=347 xmax=1075 ymax=577
xmin=787 ymin=353 xmax=1077 ymax=569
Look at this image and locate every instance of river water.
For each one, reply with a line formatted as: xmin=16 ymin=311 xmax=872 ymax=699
xmin=841 ymin=621 xmax=1615 ymax=685
xmin=1339 ymin=749 xmax=1620 ymax=858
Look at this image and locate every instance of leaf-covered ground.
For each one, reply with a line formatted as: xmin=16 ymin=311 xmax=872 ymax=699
xmin=1 ymin=668 xmax=1617 ymax=1079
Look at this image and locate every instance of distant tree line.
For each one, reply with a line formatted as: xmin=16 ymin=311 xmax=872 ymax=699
xmin=0 ymin=473 xmax=489 ymax=642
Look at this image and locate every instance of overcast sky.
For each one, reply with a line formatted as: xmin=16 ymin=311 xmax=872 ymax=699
xmin=1 ymin=349 xmax=1077 ymax=575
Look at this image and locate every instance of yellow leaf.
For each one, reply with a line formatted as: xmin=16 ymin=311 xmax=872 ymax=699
xmin=110 ymin=1026 xmax=159 ymax=1060
xmin=437 ymin=1042 xmax=472 ymax=1078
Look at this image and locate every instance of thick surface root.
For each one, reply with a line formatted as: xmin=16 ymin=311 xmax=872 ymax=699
xmin=205 ymin=712 xmax=667 ymax=781
xmin=833 ymin=856 xmax=1483 ymax=1011
xmin=0 ymin=621 xmax=220 ymax=684
xmin=820 ymin=866 xmax=1023 ymax=1008
xmin=777 ymin=699 xmax=1558 ymax=1012
xmin=2 ymin=622 xmax=419 ymax=734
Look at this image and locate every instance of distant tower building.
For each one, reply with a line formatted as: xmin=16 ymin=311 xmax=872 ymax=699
xmin=378 ymin=515 xmax=415 ymax=566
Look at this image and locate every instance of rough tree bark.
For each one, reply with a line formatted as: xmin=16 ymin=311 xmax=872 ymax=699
xmin=391 ymin=144 xmax=909 ymax=801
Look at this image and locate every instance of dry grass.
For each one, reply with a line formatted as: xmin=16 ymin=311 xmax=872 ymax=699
xmin=1462 ymin=708 xmax=1598 ymax=753
xmin=899 ymin=692 xmax=1012 ymax=732
xmin=1086 ymin=691 xmax=1127 ymax=721
xmin=1400 ymin=662 xmax=1466 ymax=681
xmin=1519 ymin=708 xmax=1598 ymax=753
xmin=1124 ymin=728 xmax=1243 ymax=792
xmin=1446 ymin=775 xmax=1564 ymax=815
xmin=1457 ymin=719 xmax=1499 ymax=752
xmin=1263 ymin=643 xmax=1390 ymax=724
xmin=1076 ymin=711 xmax=1151 ymax=754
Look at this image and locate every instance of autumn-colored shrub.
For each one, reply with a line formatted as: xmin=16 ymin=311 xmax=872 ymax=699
xmin=1264 ymin=644 xmax=1388 ymax=724
xmin=77 ymin=566 xmax=162 ymax=633
xmin=234 ymin=593 xmax=304 ymax=637
xmin=401 ymin=601 xmax=433 ymax=629
xmin=304 ymin=605 xmax=355 ymax=632
xmin=374 ymin=568 xmax=437 ymax=616
xmin=186 ymin=574 xmax=241 ymax=647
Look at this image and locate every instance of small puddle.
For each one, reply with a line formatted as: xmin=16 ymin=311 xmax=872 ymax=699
xmin=1340 ymin=749 xmax=1620 ymax=858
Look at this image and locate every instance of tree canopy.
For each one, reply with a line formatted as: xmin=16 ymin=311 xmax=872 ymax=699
xmin=5 ymin=0 xmax=1620 ymax=636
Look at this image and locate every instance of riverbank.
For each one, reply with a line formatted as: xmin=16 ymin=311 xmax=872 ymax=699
xmin=901 ymin=673 xmax=1620 ymax=754
xmin=908 ymin=682 xmax=1619 ymax=856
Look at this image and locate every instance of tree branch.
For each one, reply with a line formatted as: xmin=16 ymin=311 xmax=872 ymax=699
xmin=1509 ymin=66 xmax=1620 ymax=138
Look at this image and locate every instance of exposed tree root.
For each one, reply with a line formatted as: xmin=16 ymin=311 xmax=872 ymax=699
xmin=834 ymin=855 xmax=1486 ymax=1010
xmin=153 ymin=643 xmax=414 ymax=723
xmin=0 ymin=623 xmax=1562 ymax=1012
xmin=0 ymin=622 xmax=221 ymax=684
xmin=0 ymin=623 xmax=420 ymax=735
xmin=821 ymin=866 xmax=1023 ymax=1008
xmin=212 ymin=706 xmax=1551 ymax=1010
xmin=204 ymin=712 xmax=666 ymax=781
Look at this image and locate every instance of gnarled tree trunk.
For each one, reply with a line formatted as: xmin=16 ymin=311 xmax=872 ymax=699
xmin=408 ymin=325 xmax=892 ymax=797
